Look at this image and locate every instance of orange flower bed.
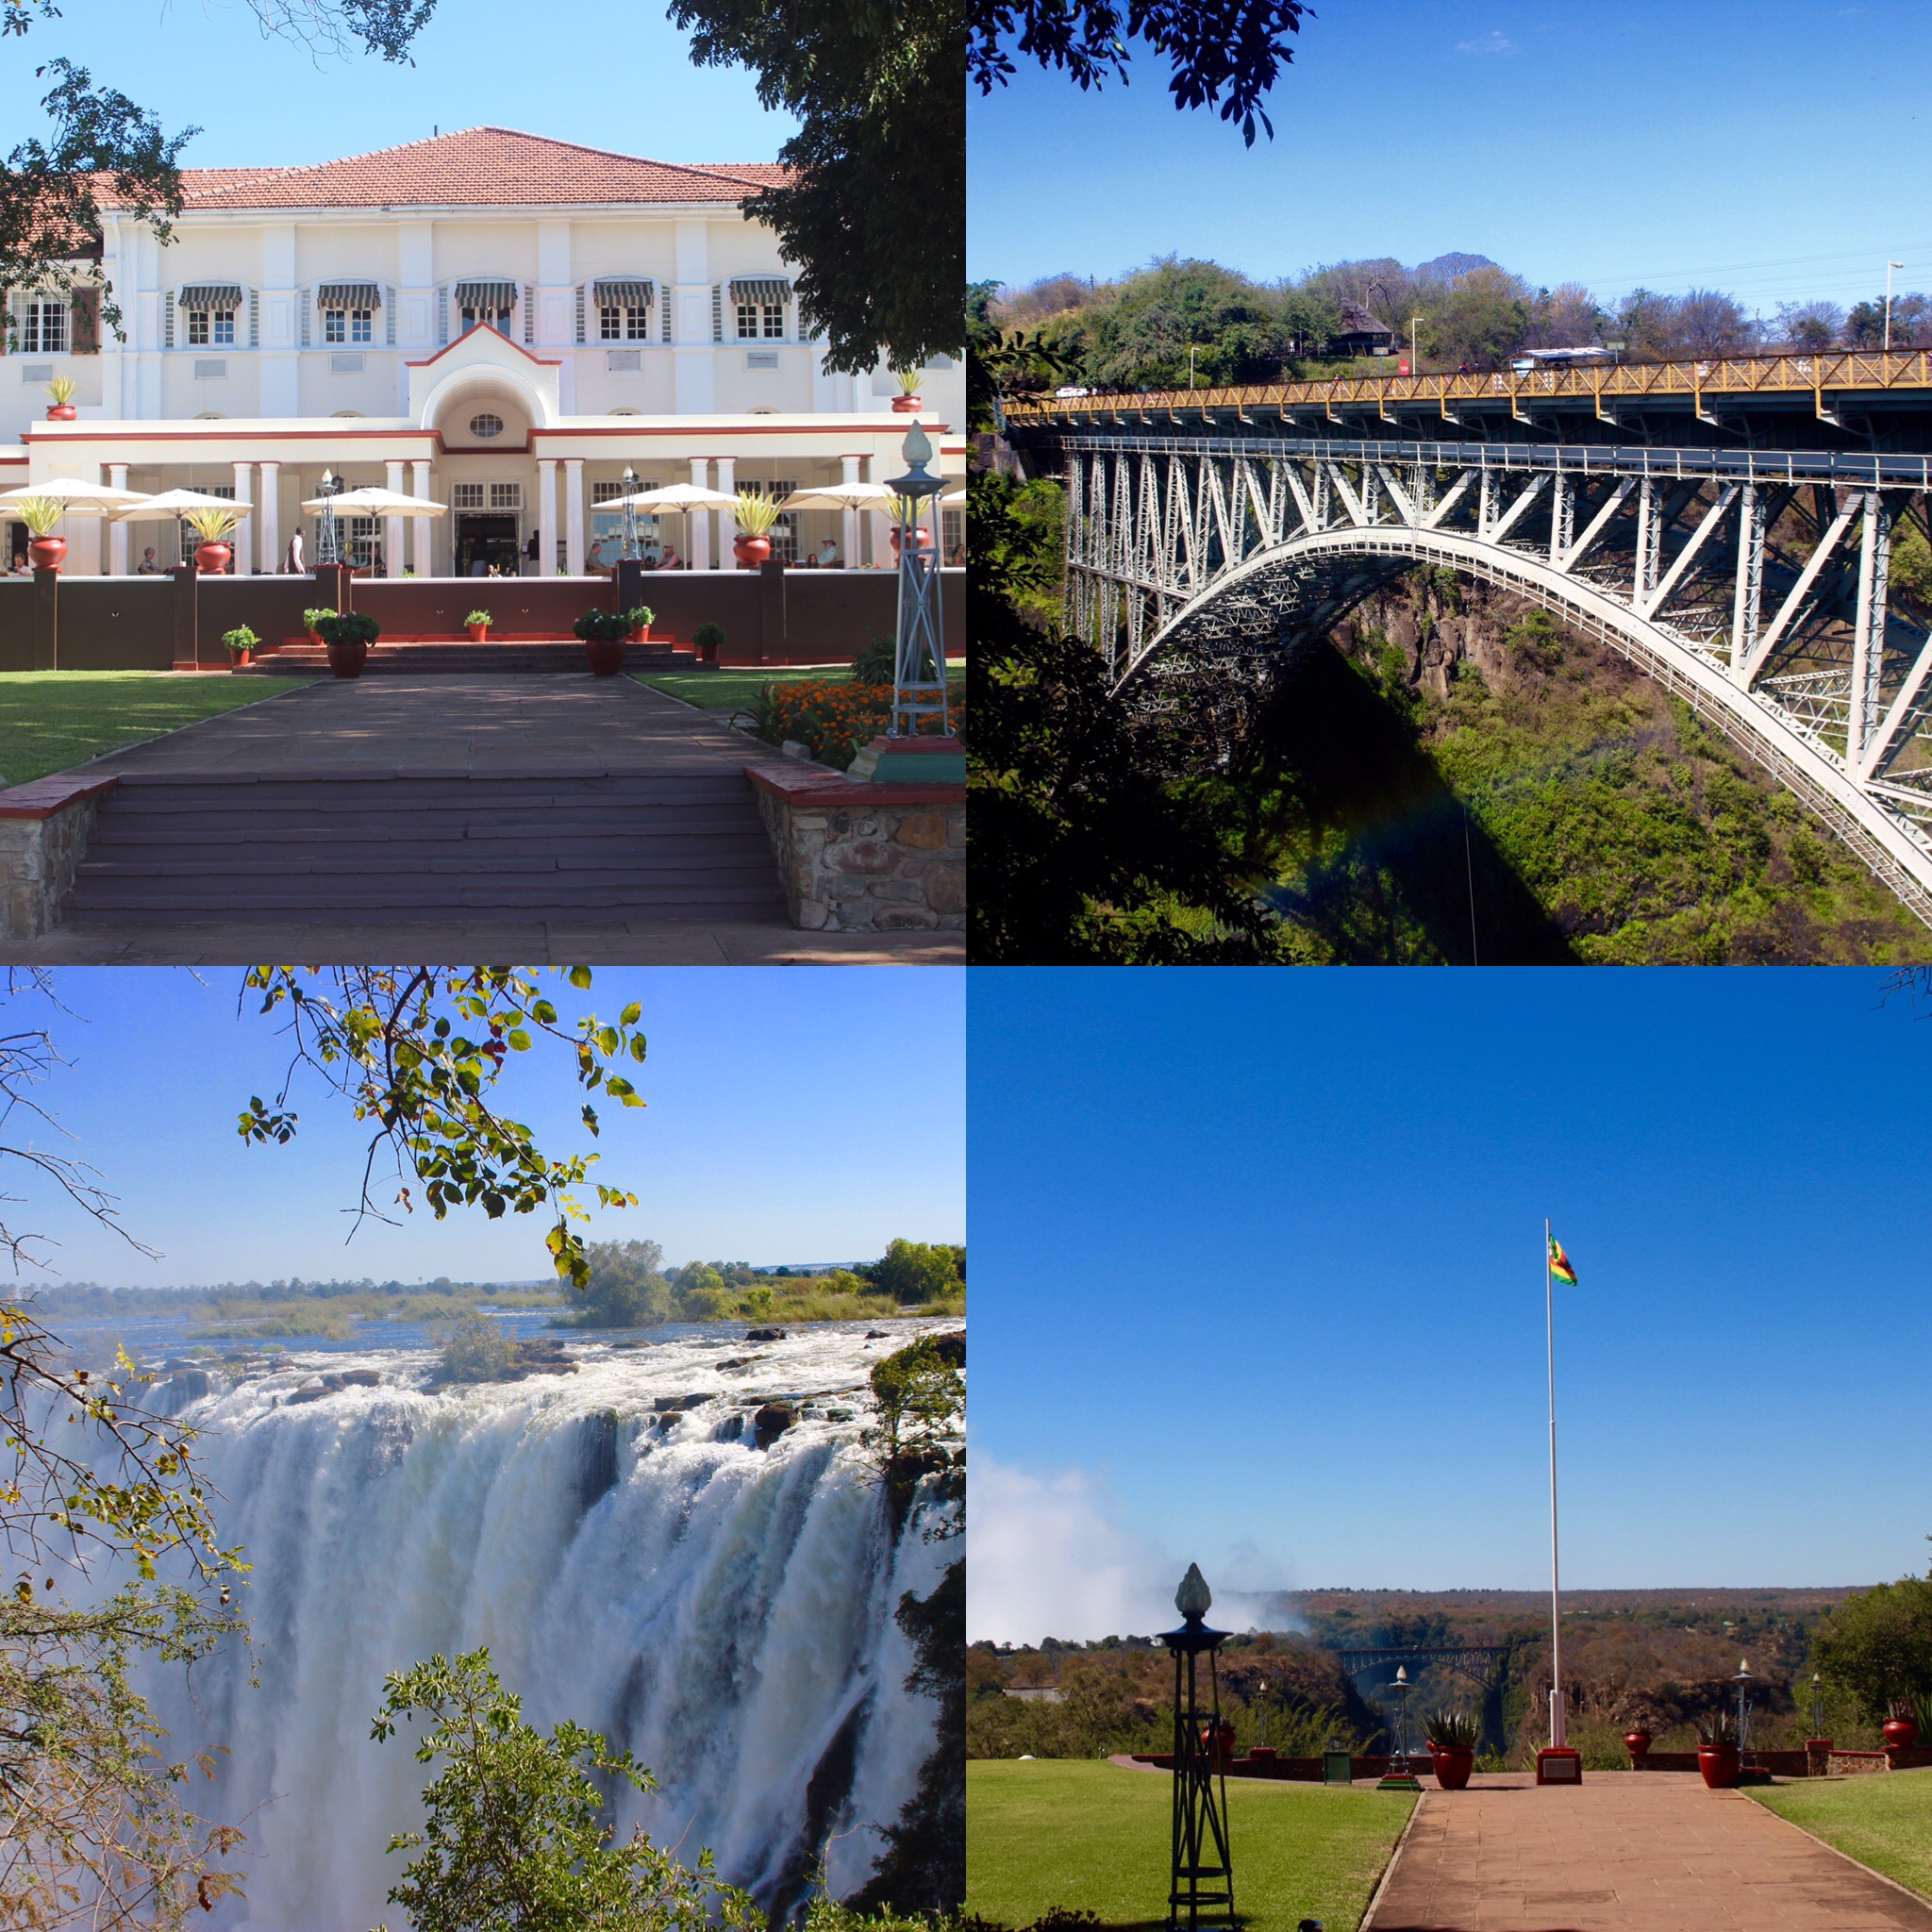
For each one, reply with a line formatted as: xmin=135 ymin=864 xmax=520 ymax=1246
xmin=756 ymin=678 xmax=965 ymax=770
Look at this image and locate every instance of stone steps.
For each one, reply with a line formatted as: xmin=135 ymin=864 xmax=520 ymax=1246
xmin=239 ymin=640 xmax=699 ymax=675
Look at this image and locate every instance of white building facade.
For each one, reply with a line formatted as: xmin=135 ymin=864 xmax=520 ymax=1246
xmin=0 ymin=127 xmax=964 ymax=575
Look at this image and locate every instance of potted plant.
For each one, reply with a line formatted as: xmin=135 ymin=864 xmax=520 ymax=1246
xmin=571 ymin=608 xmax=630 ymax=676
xmin=1884 ymin=1698 xmax=1921 ymax=1754
xmin=466 ymin=608 xmax=493 ymax=643
xmin=891 ymin=367 xmax=923 ymax=414
xmin=43 ymin=376 xmax=78 ymax=423
xmin=691 ymin=621 xmax=726 ymax=666
xmin=312 ymin=608 xmax=379 ymax=679
xmin=1623 ymin=1726 xmax=1652 ymax=1762
xmin=302 ymin=606 xmax=332 ymax=645
xmin=1695 ymin=1711 xmax=1740 ymax=1789
xmin=731 ymin=489 xmax=781 ymax=568
xmin=887 ymin=490 xmax=935 ymax=564
xmin=222 ymin=624 xmax=259 ymax=668
xmin=13 ymin=495 xmax=66 ymax=573
xmin=625 ymin=604 xmax=655 ymax=645
xmin=183 ymin=505 xmax=239 ymax=575
xmin=1424 ymin=1709 xmax=1478 ymax=1791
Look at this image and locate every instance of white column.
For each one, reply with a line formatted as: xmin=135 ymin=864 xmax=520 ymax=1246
xmin=410 ymin=458 xmax=433 ymax=575
xmin=866 ymin=453 xmax=891 ymax=572
xmin=714 ymin=454 xmax=737 ymax=566
xmin=108 ymin=464 xmax=129 ymax=575
xmin=688 ymin=456 xmax=710 ymax=571
xmin=383 ymin=458 xmax=406 ymax=577
xmin=536 ymin=458 xmax=558 ymax=576
xmin=839 ymin=453 xmax=861 ymax=569
xmin=258 ymin=461 xmax=280 ymax=575
xmin=231 ymin=462 xmax=253 ymax=575
xmin=564 ymin=458 xmax=586 ymax=577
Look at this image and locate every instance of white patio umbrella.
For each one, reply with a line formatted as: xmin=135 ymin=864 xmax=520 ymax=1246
xmin=111 ymin=489 xmax=255 ymax=521
xmin=297 ymin=486 xmax=447 ymax=515
xmin=941 ymin=487 xmax=967 ymax=506
xmin=595 ymin=481 xmax=741 ymax=512
xmin=0 ymin=477 xmax=150 ymax=517
xmin=776 ymin=481 xmax=897 ymax=511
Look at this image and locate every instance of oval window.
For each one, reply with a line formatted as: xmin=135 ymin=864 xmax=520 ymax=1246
xmin=469 ymin=412 xmax=505 ymax=439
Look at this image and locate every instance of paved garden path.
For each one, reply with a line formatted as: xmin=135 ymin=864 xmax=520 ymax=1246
xmin=8 ymin=675 xmax=961 ymax=963
xmin=1365 ymin=1772 xmax=1932 ymax=1932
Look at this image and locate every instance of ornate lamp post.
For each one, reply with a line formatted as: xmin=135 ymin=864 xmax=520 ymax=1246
xmin=619 ymin=465 xmax=641 ymax=562
xmin=1376 ymin=1666 xmax=1422 ymax=1790
xmin=1810 ymin=1672 xmax=1826 ymax=1741
xmin=315 ymin=468 xmax=341 ymax=566
xmin=1159 ymin=1564 xmax=1234 ymax=1932
xmin=1733 ymin=1659 xmax=1755 ymax=1765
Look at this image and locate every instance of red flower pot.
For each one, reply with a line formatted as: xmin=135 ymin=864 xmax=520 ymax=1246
xmin=1697 ymin=1744 xmax=1740 ymax=1790
xmin=229 ymin=648 xmax=252 ymax=668
xmin=1430 ymin=1745 xmax=1474 ymax=1791
xmin=467 ymin=623 xmax=490 ymax=642
xmin=733 ymin=536 xmax=771 ymax=568
xmin=326 ymin=639 xmax=368 ymax=679
xmin=194 ymin=541 xmax=231 ymax=575
xmin=585 ymin=637 xmax=625 ymax=676
xmin=1884 ymin=1717 xmax=1919 ymax=1752
xmin=1624 ymin=1730 xmax=1651 ymax=1760
xmin=628 ymin=624 xmax=651 ymax=645
xmin=44 ymin=404 xmax=76 ymax=422
xmin=26 ymin=536 xmax=66 ymax=573
xmin=891 ymin=392 xmax=922 ymax=414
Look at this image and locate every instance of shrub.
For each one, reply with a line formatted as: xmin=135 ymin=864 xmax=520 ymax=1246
xmin=852 ymin=637 xmax=897 ymax=686
xmin=624 ymin=605 xmax=655 ymax=630
xmin=692 ymin=622 xmax=727 ymax=652
xmin=313 ymin=610 xmax=380 ymax=648
xmin=566 ymin=1240 xmax=672 ymax=1328
xmin=464 ymin=608 xmax=492 ymax=628
xmin=1812 ymin=1571 xmax=1932 ymax=1723
xmin=221 ymin=625 xmax=259 ymax=657
xmin=571 ymin=608 xmax=629 ymax=644
xmin=302 ymin=606 xmax=334 ymax=630
xmin=751 ymin=679 xmax=966 ymax=769
xmin=860 ymin=1238 xmax=964 ymax=1306
xmin=436 ymin=1310 xmax=516 ymax=1383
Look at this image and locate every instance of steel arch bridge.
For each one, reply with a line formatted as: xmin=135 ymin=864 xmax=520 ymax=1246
xmin=1041 ymin=428 xmax=1932 ymax=925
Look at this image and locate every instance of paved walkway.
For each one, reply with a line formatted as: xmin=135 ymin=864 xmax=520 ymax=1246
xmin=11 ymin=675 xmax=962 ymax=963
xmin=1365 ymin=1773 xmax=1932 ymax=1932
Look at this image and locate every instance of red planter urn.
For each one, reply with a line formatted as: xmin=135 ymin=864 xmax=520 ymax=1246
xmin=732 ymin=536 xmax=772 ymax=568
xmin=1697 ymin=1744 xmax=1740 ymax=1790
xmin=1624 ymin=1729 xmax=1652 ymax=1761
xmin=26 ymin=535 xmax=66 ymax=573
xmin=628 ymin=624 xmax=651 ymax=645
xmin=44 ymin=403 xmax=77 ymax=422
xmin=467 ymin=623 xmax=490 ymax=642
xmin=585 ymin=637 xmax=626 ymax=676
xmin=194 ymin=541 xmax=231 ymax=575
xmin=891 ymin=392 xmax=922 ymax=414
xmin=1430 ymin=1745 xmax=1475 ymax=1791
xmin=1883 ymin=1716 xmax=1919 ymax=1753
xmin=326 ymin=639 xmax=368 ymax=679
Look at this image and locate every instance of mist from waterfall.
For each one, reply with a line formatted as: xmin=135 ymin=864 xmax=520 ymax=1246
xmin=127 ymin=1320 xmax=955 ymax=1932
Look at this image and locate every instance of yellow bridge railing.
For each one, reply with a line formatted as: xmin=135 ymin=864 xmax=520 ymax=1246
xmin=1002 ymin=347 xmax=1932 ymax=429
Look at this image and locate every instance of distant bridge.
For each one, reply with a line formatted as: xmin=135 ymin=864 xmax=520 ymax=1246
xmin=1005 ymin=354 xmax=1932 ymax=925
xmin=1335 ymin=1644 xmax=1510 ymax=1691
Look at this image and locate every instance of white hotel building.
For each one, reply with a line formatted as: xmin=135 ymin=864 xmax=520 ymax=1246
xmin=0 ymin=127 xmax=964 ymax=575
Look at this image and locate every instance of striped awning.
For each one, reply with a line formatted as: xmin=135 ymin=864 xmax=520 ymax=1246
xmin=177 ymin=283 xmax=242 ymax=312
xmin=729 ymin=277 xmax=791 ymax=305
xmin=454 ymin=280 xmax=517 ymax=310
xmin=593 ymin=279 xmax=652 ymax=308
xmin=318 ymin=281 xmax=381 ymax=310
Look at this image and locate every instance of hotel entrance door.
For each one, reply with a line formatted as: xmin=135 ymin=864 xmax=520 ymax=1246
xmin=455 ymin=512 xmax=521 ymax=577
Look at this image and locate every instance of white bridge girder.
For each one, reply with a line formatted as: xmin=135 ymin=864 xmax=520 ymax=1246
xmin=1056 ymin=435 xmax=1932 ymax=926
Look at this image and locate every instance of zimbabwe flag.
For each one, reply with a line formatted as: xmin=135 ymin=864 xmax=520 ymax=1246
xmin=1548 ymin=1236 xmax=1578 ymax=1286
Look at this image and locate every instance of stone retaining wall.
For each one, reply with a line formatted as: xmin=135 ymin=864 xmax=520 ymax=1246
xmin=0 ymin=775 xmax=116 ymax=940
xmin=748 ymin=765 xmax=965 ymax=932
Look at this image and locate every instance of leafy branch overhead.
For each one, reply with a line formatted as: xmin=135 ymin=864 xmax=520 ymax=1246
xmin=968 ymin=0 xmax=1309 ymax=145
xmin=234 ymin=968 xmax=647 ymax=1290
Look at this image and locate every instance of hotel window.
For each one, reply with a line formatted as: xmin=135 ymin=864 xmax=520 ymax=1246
xmin=729 ymin=277 xmax=789 ymax=341
xmin=490 ymin=482 xmax=521 ymax=510
xmin=318 ymin=283 xmax=380 ymax=347
xmin=309 ymin=514 xmax=378 ymax=569
xmin=451 ymin=483 xmax=485 ymax=509
xmin=594 ymin=280 xmax=651 ymax=342
xmin=454 ymin=280 xmax=516 ymax=333
xmin=21 ymin=299 xmax=67 ymax=355
xmin=177 ymin=285 xmax=242 ymax=350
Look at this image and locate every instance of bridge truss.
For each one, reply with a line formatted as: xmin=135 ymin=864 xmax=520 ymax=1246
xmin=1053 ymin=432 xmax=1932 ymax=924
xmin=1335 ymin=1645 xmax=1510 ymax=1690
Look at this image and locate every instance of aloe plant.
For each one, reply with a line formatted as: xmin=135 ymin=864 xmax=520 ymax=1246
xmin=1695 ymin=1710 xmax=1740 ymax=1748
xmin=733 ymin=489 xmax=781 ymax=538
xmin=1423 ymin=1709 xmax=1479 ymax=1751
xmin=894 ymin=367 xmax=923 ymax=395
xmin=44 ymin=375 xmax=77 ymax=406
xmin=11 ymin=495 xmax=63 ymax=538
xmin=183 ymin=506 xmax=238 ymax=541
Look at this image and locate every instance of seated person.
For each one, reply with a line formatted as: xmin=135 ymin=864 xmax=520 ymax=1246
xmin=136 ymin=546 xmax=161 ymax=574
xmin=658 ymin=542 xmax=682 ymax=570
xmin=815 ymin=537 xmax=841 ymax=568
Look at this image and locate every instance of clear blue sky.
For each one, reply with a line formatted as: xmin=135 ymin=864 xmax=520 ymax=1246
xmin=970 ymin=0 xmax=1932 ymax=311
xmin=0 ymin=0 xmax=791 ymax=169
xmin=6 ymin=967 xmax=961 ymax=1286
xmin=968 ymin=967 xmax=1932 ymax=1641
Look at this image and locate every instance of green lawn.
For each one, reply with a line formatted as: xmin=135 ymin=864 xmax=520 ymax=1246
xmin=1750 ymin=1770 xmax=1932 ymax=1901
xmin=0 ymin=673 xmax=305 ymax=787
xmin=967 ymin=1760 xmax=1412 ymax=1932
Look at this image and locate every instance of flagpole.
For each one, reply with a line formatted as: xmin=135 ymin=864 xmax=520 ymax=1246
xmin=1545 ymin=1215 xmax=1565 ymax=1751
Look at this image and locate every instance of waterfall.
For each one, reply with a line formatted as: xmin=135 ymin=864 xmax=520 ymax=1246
xmin=129 ymin=1322 xmax=955 ymax=1931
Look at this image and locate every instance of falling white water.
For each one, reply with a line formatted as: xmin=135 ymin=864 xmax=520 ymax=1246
xmin=123 ymin=1319 xmax=958 ymax=1932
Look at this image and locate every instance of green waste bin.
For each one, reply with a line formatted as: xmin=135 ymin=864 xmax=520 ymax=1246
xmin=1323 ymin=1750 xmax=1353 ymax=1785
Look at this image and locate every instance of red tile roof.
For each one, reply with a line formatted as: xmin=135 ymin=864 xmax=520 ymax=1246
xmin=100 ymin=129 xmax=786 ymax=212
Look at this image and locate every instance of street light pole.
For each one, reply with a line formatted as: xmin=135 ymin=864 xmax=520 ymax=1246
xmin=1887 ymin=261 xmax=1906 ymax=352
xmin=1410 ymin=313 xmax=1422 ymax=375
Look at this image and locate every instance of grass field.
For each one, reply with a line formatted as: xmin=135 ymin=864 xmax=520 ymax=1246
xmin=1750 ymin=1769 xmax=1932 ymax=1901
xmin=0 ymin=672 xmax=303 ymax=786
xmin=966 ymin=1760 xmax=1412 ymax=1932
